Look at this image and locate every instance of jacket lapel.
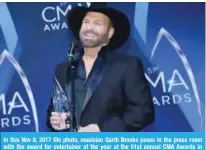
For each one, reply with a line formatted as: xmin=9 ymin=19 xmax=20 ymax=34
xmin=81 ymin=52 xmax=113 ymax=112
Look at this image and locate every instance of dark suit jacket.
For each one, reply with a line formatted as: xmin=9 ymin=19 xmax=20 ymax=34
xmin=47 ymin=51 xmax=154 ymax=132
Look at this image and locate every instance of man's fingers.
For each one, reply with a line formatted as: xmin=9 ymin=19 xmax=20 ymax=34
xmin=50 ymin=112 xmax=71 ymax=130
xmin=52 ymin=125 xmax=62 ymax=130
xmin=60 ymin=113 xmax=69 ymax=120
xmin=50 ymin=117 xmax=66 ymax=130
xmin=51 ymin=112 xmax=70 ymax=119
xmin=50 ymin=116 xmax=62 ymax=127
xmin=51 ymin=112 xmax=61 ymax=116
xmin=50 ymin=112 xmax=68 ymax=121
xmin=50 ymin=115 xmax=61 ymax=120
xmin=50 ymin=116 xmax=61 ymax=123
xmin=50 ymin=120 xmax=60 ymax=125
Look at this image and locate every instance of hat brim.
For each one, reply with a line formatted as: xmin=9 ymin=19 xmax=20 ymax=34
xmin=67 ymin=6 xmax=130 ymax=49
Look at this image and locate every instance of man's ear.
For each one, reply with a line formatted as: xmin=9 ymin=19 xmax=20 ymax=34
xmin=108 ymin=27 xmax=114 ymax=39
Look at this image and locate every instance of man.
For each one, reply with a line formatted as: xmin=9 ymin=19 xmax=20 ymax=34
xmin=48 ymin=2 xmax=154 ymax=132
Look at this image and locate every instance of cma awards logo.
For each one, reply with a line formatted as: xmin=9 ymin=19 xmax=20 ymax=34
xmin=41 ymin=2 xmax=91 ymax=32
xmin=0 ymin=50 xmax=39 ymax=132
xmin=144 ymin=28 xmax=203 ymax=125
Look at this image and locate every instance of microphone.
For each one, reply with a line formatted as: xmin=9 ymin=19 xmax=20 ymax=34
xmin=67 ymin=42 xmax=76 ymax=64
xmin=67 ymin=41 xmax=81 ymax=65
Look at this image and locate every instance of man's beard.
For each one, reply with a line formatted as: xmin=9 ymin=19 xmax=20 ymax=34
xmin=79 ymin=30 xmax=109 ymax=48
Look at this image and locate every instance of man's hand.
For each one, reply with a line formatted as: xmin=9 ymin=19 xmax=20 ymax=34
xmin=78 ymin=124 xmax=100 ymax=132
xmin=50 ymin=112 xmax=70 ymax=130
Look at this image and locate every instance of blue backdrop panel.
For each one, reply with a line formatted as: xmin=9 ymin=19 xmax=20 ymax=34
xmin=0 ymin=2 xmax=205 ymax=132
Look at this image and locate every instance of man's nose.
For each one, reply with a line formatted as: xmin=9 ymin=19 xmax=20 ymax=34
xmin=85 ymin=22 xmax=95 ymax=30
xmin=86 ymin=24 xmax=92 ymax=30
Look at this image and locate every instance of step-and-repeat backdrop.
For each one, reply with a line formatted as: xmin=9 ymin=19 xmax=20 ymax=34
xmin=0 ymin=2 xmax=205 ymax=132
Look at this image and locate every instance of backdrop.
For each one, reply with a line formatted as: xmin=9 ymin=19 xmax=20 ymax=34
xmin=0 ymin=2 xmax=205 ymax=132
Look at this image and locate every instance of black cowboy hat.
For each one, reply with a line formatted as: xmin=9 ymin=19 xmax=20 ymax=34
xmin=67 ymin=2 xmax=130 ymax=49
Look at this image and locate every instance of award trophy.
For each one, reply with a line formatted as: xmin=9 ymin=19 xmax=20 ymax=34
xmin=53 ymin=77 xmax=71 ymax=130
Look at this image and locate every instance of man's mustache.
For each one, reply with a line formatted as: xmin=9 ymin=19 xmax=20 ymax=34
xmin=83 ymin=30 xmax=99 ymax=36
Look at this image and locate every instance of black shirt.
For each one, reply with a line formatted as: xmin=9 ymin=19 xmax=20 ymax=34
xmin=74 ymin=49 xmax=107 ymax=127
xmin=74 ymin=59 xmax=86 ymax=127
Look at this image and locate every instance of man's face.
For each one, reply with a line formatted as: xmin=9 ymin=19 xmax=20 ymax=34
xmin=79 ymin=12 xmax=114 ymax=48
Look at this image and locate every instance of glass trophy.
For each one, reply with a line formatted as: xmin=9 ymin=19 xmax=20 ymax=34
xmin=52 ymin=77 xmax=70 ymax=129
